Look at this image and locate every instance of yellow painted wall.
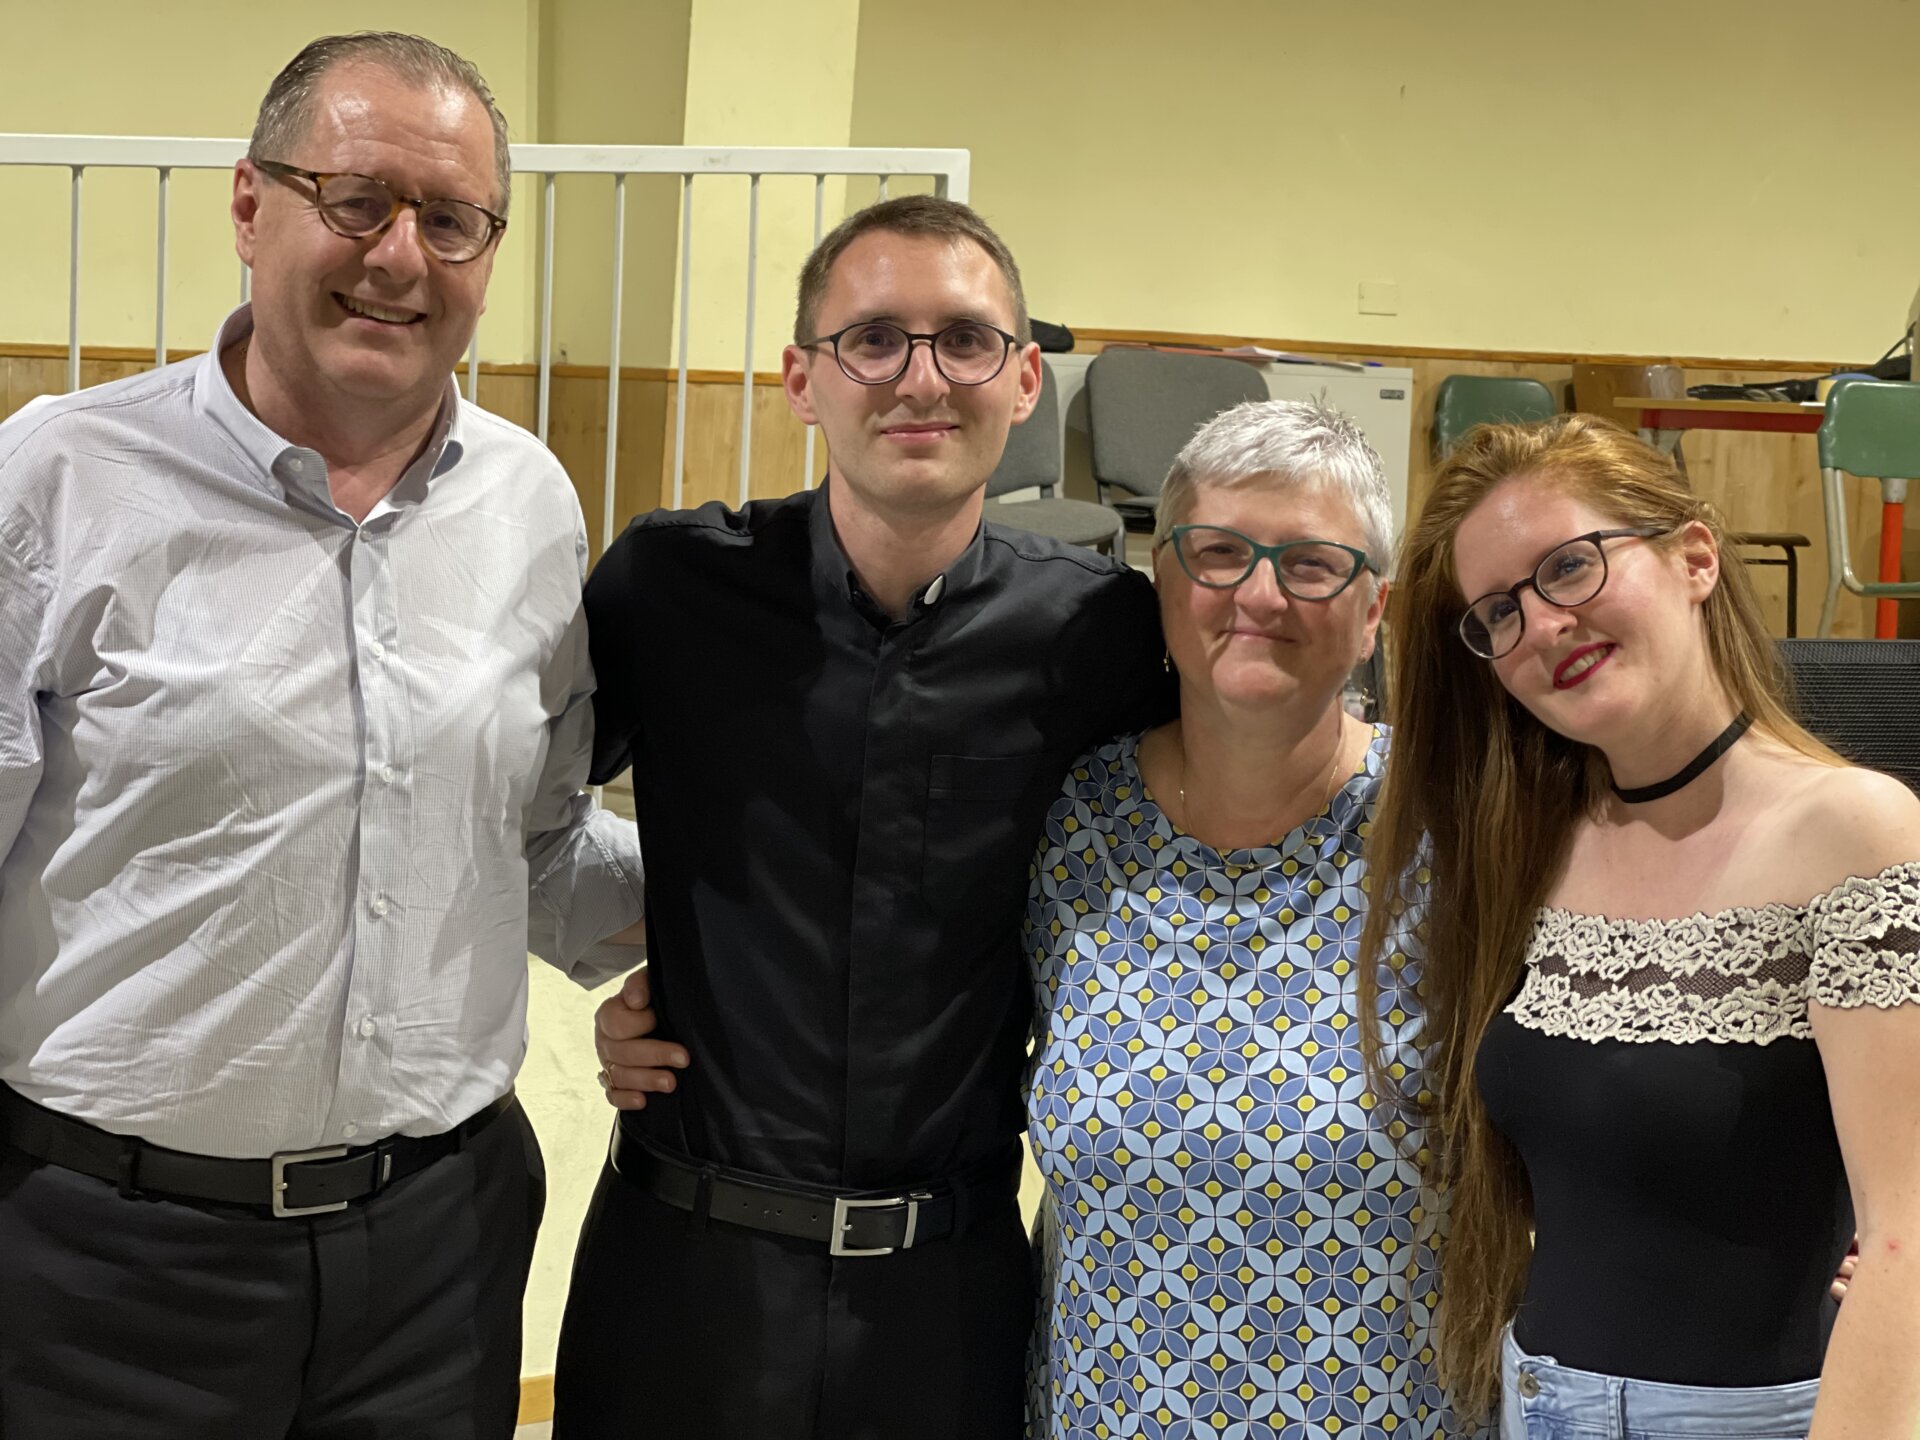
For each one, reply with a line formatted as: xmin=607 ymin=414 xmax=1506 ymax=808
xmin=0 ymin=0 xmax=543 ymax=359
xmin=537 ymin=0 xmax=692 ymax=370
xmin=850 ymin=0 xmax=1920 ymax=365
xmin=12 ymin=2 xmax=1920 ymax=369
xmin=674 ymin=0 xmax=865 ymax=373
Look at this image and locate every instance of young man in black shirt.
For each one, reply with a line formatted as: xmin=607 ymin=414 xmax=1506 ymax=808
xmin=553 ymin=197 xmax=1169 ymax=1439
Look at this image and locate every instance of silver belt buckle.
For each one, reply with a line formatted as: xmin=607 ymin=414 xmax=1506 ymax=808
xmin=271 ymin=1145 xmax=352 ymax=1217
xmin=830 ymin=1191 xmax=928 ymax=1257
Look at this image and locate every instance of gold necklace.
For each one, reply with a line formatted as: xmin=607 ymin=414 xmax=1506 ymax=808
xmin=1175 ymin=723 xmax=1349 ymax=834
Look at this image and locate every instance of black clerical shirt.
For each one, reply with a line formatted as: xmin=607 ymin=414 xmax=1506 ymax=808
xmin=584 ymin=484 xmax=1171 ymax=1191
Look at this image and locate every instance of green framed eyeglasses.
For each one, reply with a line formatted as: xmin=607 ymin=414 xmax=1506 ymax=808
xmin=1161 ymin=525 xmax=1378 ymax=599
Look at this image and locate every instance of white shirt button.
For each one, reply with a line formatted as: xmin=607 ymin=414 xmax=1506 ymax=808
xmin=357 ymin=1016 xmax=377 ymax=1039
xmin=287 ymin=457 xmax=303 ymax=474
xmin=369 ymin=640 xmax=387 ymax=660
xmin=341 ymin=1122 xmax=360 ymax=1140
xmin=380 ymin=764 xmax=397 ymax=785
xmin=370 ymin=896 xmax=390 ymax=918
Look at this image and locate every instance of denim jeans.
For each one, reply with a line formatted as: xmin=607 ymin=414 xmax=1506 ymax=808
xmin=1500 ymin=1326 xmax=1820 ymax=1440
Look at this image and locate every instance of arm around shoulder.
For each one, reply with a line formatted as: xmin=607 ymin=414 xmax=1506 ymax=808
xmin=1088 ymin=561 xmax=1174 ymax=738
xmin=582 ymin=521 xmax=652 ymax=787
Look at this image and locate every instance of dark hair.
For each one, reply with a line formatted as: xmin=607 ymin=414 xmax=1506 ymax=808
xmin=792 ymin=195 xmax=1030 ymax=345
xmin=249 ymin=32 xmax=511 ymax=216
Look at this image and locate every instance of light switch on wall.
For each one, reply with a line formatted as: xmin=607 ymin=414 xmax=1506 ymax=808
xmin=1359 ymin=281 xmax=1400 ymax=316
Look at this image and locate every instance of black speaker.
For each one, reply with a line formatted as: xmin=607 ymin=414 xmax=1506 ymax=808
xmin=1778 ymin=639 xmax=1920 ymax=792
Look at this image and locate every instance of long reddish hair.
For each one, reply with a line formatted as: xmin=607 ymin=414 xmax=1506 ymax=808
xmin=1358 ymin=414 xmax=1839 ymax=1416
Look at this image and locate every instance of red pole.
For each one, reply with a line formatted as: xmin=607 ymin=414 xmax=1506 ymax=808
xmin=1877 ymin=499 xmax=1905 ymax=639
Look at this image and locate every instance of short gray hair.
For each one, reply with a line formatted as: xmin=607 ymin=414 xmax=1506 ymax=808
xmin=1154 ymin=398 xmax=1395 ymax=573
xmin=249 ymin=32 xmax=512 ymax=216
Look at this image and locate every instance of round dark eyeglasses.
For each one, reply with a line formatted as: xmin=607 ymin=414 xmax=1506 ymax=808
xmin=254 ymin=159 xmax=506 ymax=264
xmin=1162 ymin=525 xmax=1377 ymax=599
xmin=1458 ymin=526 xmax=1669 ymax=659
xmin=799 ymin=320 xmax=1018 ymax=386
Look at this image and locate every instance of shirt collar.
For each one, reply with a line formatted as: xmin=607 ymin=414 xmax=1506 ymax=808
xmin=806 ymin=476 xmax=991 ymax=626
xmin=192 ymin=304 xmax=466 ymax=516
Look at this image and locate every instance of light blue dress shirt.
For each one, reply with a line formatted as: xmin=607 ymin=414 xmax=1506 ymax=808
xmin=0 ymin=307 xmax=642 ymax=1158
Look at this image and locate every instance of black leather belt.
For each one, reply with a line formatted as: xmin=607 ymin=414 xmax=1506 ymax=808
xmin=0 ymin=1084 xmax=515 ymax=1218
xmin=609 ymin=1124 xmax=1017 ymax=1257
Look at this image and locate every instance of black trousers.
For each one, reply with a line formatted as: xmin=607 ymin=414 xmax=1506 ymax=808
xmin=0 ymin=1100 xmax=545 ymax=1440
xmin=552 ymin=1149 xmax=1034 ymax=1440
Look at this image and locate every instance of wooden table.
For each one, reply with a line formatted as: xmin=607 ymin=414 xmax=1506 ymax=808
xmin=1612 ymin=395 xmax=1824 ymax=451
xmin=1614 ymin=395 xmax=1905 ymax=638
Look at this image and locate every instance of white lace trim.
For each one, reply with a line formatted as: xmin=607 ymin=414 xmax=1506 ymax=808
xmin=1506 ymin=861 xmax=1920 ymax=1045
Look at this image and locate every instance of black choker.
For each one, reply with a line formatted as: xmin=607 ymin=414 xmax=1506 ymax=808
xmin=1610 ymin=712 xmax=1752 ymax=803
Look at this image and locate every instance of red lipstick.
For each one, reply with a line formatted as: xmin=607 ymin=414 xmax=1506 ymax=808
xmin=1553 ymin=643 xmax=1616 ymax=689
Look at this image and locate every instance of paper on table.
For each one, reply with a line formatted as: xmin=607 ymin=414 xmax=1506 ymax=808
xmin=1213 ymin=345 xmax=1367 ymax=372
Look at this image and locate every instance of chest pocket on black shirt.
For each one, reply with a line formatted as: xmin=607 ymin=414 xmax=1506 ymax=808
xmin=923 ymin=752 xmax=1050 ymax=923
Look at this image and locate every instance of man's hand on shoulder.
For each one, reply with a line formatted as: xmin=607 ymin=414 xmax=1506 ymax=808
xmin=594 ymin=966 xmax=688 ymax=1110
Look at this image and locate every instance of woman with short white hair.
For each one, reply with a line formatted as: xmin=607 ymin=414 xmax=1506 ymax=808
xmin=1026 ymin=399 xmax=1458 ymax=1437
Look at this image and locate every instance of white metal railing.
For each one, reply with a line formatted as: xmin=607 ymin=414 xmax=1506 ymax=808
xmin=0 ymin=136 xmax=971 ymax=549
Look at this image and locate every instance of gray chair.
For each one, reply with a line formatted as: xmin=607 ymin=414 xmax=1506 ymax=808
xmin=985 ymin=361 xmax=1127 ymax=555
xmin=1085 ymin=349 xmax=1269 ymax=532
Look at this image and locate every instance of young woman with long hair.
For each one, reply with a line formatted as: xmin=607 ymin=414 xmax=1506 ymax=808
xmin=1361 ymin=414 xmax=1920 ymax=1437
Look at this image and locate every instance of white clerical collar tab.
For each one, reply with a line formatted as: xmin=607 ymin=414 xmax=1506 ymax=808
xmin=921 ymin=574 xmax=947 ymax=606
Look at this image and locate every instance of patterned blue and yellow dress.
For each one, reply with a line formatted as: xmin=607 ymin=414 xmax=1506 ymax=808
xmin=1026 ymin=728 xmax=1447 ymax=1439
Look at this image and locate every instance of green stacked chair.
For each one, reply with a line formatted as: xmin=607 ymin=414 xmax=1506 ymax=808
xmin=1816 ymin=379 xmax=1920 ymax=637
xmin=1430 ymin=374 xmax=1557 ymax=460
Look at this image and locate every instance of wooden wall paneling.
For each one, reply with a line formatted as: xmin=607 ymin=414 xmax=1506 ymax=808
xmin=2 ymin=353 xmax=158 ymax=417
xmin=657 ymin=376 xmax=821 ymax=513
xmin=1072 ymin=327 xmax=1844 ymax=377
xmin=473 ymin=372 xmax=537 ymax=435
xmin=3 ymin=353 xmax=66 ymax=418
xmin=4 ymin=337 xmax=1897 ymax=640
xmin=540 ymin=374 xmax=670 ymax=562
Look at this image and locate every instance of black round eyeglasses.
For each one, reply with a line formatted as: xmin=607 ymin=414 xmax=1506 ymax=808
xmin=798 ymin=320 xmax=1018 ymax=386
xmin=1458 ymin=526 xmax=1669 ymax=659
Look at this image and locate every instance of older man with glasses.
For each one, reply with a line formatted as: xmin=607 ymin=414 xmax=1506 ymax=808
xmin=557 ymin=196 xmax=1173 ymax=1439
xmin=0 ymin=32 xmax=641 ymax=1439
